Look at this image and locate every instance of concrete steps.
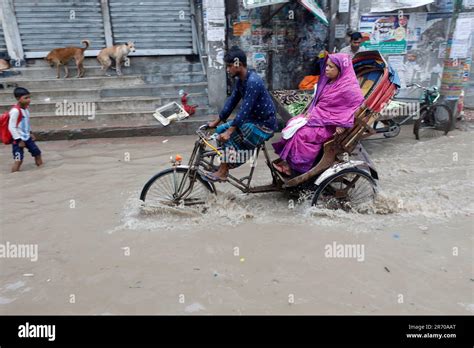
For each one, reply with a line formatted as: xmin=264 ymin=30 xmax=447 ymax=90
xmin=21 ymin=58 xmax=204 ymax=74
xmin=0 ymin=82 xmax=208 ymax=103
xmin=1 ymin=75 xmax=145 ymax=90
xmin=2 ymin=56 xmax=211 ymax=139
xmin=0 ymin=94 xmax=208 ymax=114
xmin=7 ymin=66 xmax=206 ymax=81
xmin=29 ymin=107 xmax=211 ymax=127
xmin=33 ymin=115 xmax=217 ymax=141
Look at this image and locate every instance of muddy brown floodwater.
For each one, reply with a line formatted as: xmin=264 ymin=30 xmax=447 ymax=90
xmin=0 ymin=125 xmax=472 ymax=314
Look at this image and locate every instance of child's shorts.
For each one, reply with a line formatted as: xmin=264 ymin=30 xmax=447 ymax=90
xmin=12 ymin=138 xmax=41 ymax=161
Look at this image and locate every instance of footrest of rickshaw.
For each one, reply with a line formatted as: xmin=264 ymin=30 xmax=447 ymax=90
xmin=272 ymin=158 xmax=305 ymax=184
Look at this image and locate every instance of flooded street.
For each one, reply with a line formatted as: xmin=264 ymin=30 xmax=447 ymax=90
xmin=0 ymin=125 xmax=473 ymax=314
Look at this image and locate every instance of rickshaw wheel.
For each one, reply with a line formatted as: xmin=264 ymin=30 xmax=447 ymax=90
xmin=312 ymin=168 xmax=377 ymax=211
xmin=140 ymin=167 xmax=215 ymax=207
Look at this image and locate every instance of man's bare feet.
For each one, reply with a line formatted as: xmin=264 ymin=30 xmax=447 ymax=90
xmin=213 ymin=163 xmax=229 ymax=180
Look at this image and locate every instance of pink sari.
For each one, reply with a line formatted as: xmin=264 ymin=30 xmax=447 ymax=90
xmin=272 ymin=53 xmax=365 ymax=173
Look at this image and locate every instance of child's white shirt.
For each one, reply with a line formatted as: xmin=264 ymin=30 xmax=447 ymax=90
xmin=8 ymin=107 xmax=31 ymax=141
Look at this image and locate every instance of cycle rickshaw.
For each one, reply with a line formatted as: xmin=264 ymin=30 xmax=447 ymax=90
xmin=140 ymin=51 xmax=400 ymax=210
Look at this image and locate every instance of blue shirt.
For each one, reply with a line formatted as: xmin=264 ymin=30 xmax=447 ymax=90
xmin=219 ymin=69 xmax=277 ymax=131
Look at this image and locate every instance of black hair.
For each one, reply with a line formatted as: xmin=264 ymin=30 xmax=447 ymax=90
xmin=14 ymin=87 xmax=30 ymax=99
xmin=224 ymin=46 xmax=247 ymax=67
xmin=350 ymin=32 xmax=363 ymax=41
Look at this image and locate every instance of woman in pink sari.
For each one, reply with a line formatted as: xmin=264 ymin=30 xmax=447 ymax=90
xmin=272 ymin=53 xmax=365 ymax=175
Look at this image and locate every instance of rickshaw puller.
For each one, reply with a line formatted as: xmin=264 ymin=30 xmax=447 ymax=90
xmin=206 ymin=46 xmax=278 ymax=182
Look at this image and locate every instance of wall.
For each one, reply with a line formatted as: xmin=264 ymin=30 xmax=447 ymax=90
xmin=350 ymin=0 xmax=472 ymax=103
xmin=0 ymin=7 xmax=6 ymax=57
xmin=225 ymin=1 xmax=330 ymax=91
xmin=351 ymin=0 xmax=452 ymax=90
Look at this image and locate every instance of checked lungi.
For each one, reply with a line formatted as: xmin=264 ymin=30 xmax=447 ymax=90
xmin=216 ymin=121 xmax=274 ymax=169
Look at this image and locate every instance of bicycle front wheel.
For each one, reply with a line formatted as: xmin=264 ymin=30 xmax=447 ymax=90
xmin=414 ymin=104 xmax=453 ymax=140
xmin=140 ymin=167 xmax=215 ymax=206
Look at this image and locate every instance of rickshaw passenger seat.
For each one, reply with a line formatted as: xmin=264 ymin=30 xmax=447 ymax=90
xmin=358 ymin=70 xmax=383 ymax=97
xmin=361 ymin=80 xmax=375 ymax=96
xmin=310 ymin=146 xmax=326 ymax=169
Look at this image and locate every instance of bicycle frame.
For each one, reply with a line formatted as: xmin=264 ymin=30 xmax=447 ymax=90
xmin=374 ymin=85 xmax=440 ymax=135
xmin=177 ymin=131 xmax=284 ymax=196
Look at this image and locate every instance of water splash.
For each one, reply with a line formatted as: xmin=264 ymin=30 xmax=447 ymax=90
xmin=109 ymin=131 xmax=474 ymax=234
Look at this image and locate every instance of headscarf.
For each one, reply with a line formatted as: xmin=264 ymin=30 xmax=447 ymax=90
xmin=306 ymin=53 xmax=365 ymax=128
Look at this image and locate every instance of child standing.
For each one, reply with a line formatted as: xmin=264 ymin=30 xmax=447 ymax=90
xmin=9 ymin=87 xmax=43 ymax=172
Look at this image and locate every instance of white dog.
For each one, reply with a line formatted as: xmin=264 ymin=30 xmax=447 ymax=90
xmin=97 ymin=41 xmax=136 ymax=76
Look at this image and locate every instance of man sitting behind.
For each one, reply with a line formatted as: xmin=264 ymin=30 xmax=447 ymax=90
xmin=340 ymin=32 xmax=367 ymax=58
xmin=205 ymin=47 xmax=278 ymax=182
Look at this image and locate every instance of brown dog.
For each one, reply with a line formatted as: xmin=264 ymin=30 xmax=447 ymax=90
xmin=45 ymin=40 xmax=90 ymax=78
xmin=97 ymin=41 xmax=135 ymax=76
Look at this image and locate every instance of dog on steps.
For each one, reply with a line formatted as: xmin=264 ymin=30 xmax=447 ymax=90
xmin=45 ymin=40 xmax=90 ymax=79
xmin=97 ymin=41 xmax=136 ymax=76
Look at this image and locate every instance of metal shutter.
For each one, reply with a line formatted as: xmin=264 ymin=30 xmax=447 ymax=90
xmin=13 ymin=0 xmax=106 ymax=58
xmin=109 ymin=0 xmax=196 ymax=55
xmin=0 ymin=24 xmax=6 ymax=54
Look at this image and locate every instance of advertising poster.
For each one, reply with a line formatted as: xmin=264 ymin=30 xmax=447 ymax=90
xmin=233 ymin=21 xmax=252 ymax=36
xmin=441 ymin=58 xmax=466 ymax=99
xmin=253 ymin=52 xmax=267 ymax=79
xmin=359 ymin=14 xmax=410 ymax=54
xmin=370 ymin=0 xmax=434 ymax=12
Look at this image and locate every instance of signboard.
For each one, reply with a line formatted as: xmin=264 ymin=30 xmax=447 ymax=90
xmin=450 ymin=13 xmax=474 ymax=59
xmin=370 ymin=0 xmax=434 ymax=12
xmin=298 ymin=0 xmax=329 ymax=26
xmin=335 ymin=24 xmax=347 ymax=38
xmin=359 ymin=14 xmax=409 ymax=54
xmin=243 ymin=0 xmax=289 ymax=9
xmin=339 ymin=0 xmax=350 ymax=13
xmin=437 ymin=0 xmax=454 ymax=11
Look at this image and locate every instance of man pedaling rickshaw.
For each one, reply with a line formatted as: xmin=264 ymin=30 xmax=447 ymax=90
xmin=205 ymin=46 xmax=278 ymax=182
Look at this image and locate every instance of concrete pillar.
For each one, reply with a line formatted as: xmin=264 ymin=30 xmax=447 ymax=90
xmin=329 ymin=0 xmax=351 ymax=52
xmin=349 ymin=0 xmax=360 ymax=32
xmin=202 ymin=0 xmax=227 ymax=114
xmin=439 ymin=0 xmax=467 ymax=127
xmin=1 ymin=0 xmax=24 ymax=63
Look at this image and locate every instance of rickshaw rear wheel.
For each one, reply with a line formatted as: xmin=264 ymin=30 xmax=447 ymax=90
xmin=312 ymin=168 xmax=377 ymax=211
xmin=140 ymin=167 xmax=215 ymax=207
